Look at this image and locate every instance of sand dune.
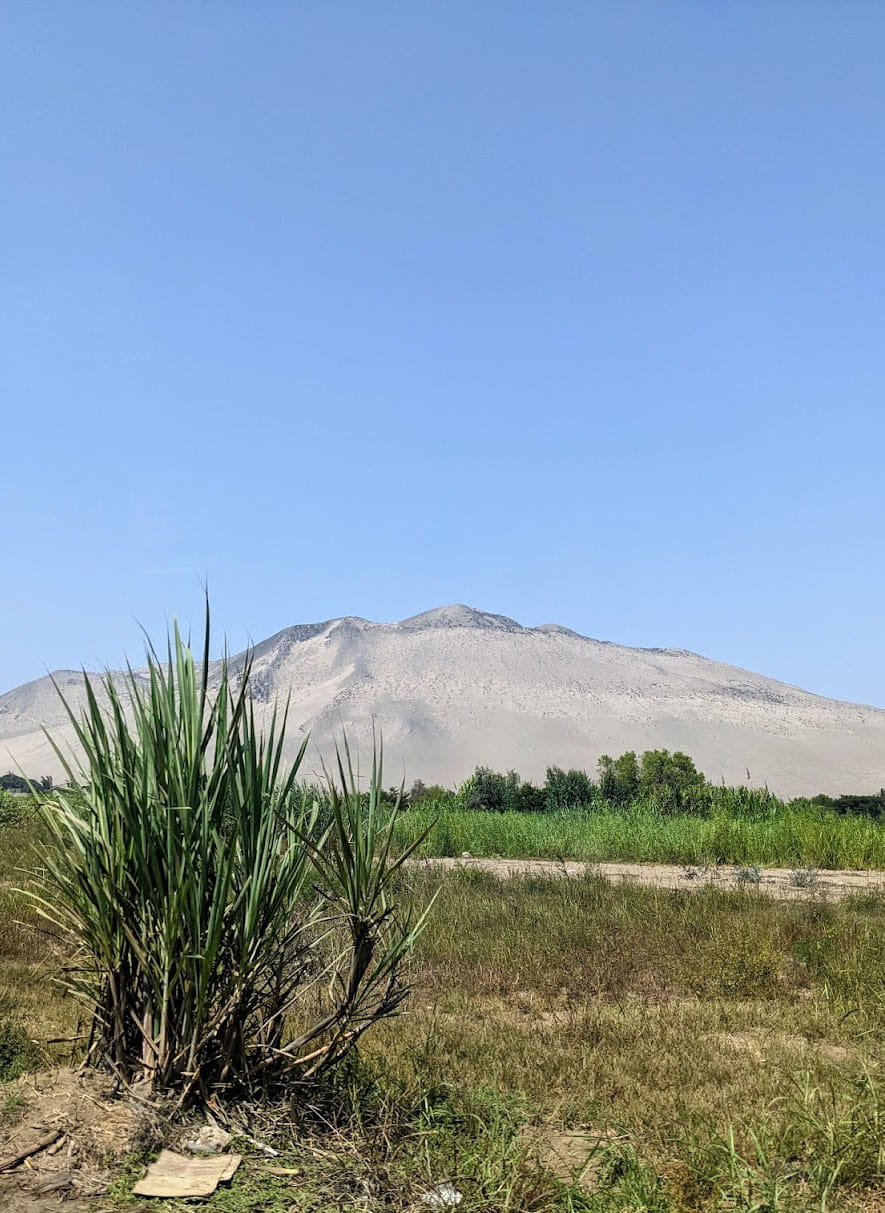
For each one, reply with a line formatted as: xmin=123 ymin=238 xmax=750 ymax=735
xmin=1 ymin=605 xmax=883 ymax=797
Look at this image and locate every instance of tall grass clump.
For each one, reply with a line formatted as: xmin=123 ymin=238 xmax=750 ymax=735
xmin=30 ymin=608 xmax=427 ymax=1100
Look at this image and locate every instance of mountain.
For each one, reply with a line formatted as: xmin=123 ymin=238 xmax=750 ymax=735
xmin=1 ymin=605 xmax=883 ymax=797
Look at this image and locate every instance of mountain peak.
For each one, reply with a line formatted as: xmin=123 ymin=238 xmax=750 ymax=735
xmin=397 ymin=605 xmax=524 ymax=632
xmin=4 ymin=605 xmax=885 ymax=798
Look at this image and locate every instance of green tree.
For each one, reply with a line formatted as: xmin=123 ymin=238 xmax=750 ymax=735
xmin=514 ymin=781 xmax=547 ymax=813
xmin=409 ymin=779 xmax=428 ymax=804
xmin=458 ymin=767 xmax=528 ymax=812
xmin=597 ymin=751 xmax=640 ymax=804
xmin=407 ymin=780 xmax=455 ymax=808
xmin=544 ymin=766 xmax=594 ymax=810
xmin=638 ymin=749 xmax=705 ymax=812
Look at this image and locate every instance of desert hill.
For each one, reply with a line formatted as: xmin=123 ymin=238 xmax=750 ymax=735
xmin=1 ymin=605 xmax=883 ymax=797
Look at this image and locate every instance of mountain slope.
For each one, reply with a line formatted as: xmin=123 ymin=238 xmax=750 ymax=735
xmin=1 ymin=605 xmax=882 ymax=796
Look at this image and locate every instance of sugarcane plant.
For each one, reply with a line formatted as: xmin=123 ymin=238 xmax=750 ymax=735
xmin=30 ymin=606 xmax=430 ymax=1101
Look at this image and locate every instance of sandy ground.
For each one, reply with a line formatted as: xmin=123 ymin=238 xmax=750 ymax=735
xmin=418 ymin=856 xmax=885 ymax=900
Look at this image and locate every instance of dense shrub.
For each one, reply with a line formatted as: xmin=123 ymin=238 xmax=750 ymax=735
xmin=0 ymin=791 xmax=22 ymax=827
xmin=597 ymin=751 xmax=640 ymax=803
xmin=0 ymin=1021 xmax=38 ymax=1081
xmin=457 ymin=767 xmax=522 ymax=812
xmin=408 ymin=780 xmax=453 ymax=807
xmin=0 ymin=773 xmax=30 ymax=794
xmin=699 ymin=784 xmax=784 ymax=819
xmin=831 ymin=792 xmax=885 ymax=820
xmin=544 ymin=766 xmax=595 ymax=810
xmin=638 ymin=749 xmax=706 ymax=811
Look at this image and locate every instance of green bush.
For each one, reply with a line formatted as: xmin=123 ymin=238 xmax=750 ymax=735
xmin=0 ymin=1021 xmax=38 ymax=1081
xmin=408 ymin=781 xmax=453 ymax=808
xmin=0 ymin=791 xmax=22 ymax=828
xmin=598 ymin=750 xmax=640 ymax=803
xmin=0 ymin=774 xmax=31 ymax=794
xmin=832 ymin=791 xmax=885 ymax=819
xmin=456 ymin=767 xmax=523 ymax=812
xmin=543 ymin=765 xmax=595 ymax=810
xmin=447 ymin=751 xmax=885 ymax=823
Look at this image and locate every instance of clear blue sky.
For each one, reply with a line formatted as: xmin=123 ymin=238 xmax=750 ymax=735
xmin=2 ymin=3 xmax=884 ymax=705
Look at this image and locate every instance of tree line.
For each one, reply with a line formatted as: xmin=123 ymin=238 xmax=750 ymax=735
xmin=5 ymin=758 xmax=884 ymax=820
xmin=405 ymin=750 xmax=885 ymax=819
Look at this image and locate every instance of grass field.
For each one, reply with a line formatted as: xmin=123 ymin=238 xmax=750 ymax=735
xmin=1 ymin=804 xmax=884 ymax=1210
xmin=393 ymin=804 xmax=885 ymax=869
xmin=363 ymin=867 xmax=885 ymax=1211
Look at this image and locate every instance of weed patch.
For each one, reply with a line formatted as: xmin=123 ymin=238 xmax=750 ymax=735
xmin=0 ymin=1021 xmax=38 ymax=1082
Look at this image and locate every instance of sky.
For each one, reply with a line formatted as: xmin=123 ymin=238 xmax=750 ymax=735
xmin=2 ymin=3 xmax=884 ymax=706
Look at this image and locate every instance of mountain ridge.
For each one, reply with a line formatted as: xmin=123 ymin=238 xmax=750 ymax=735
xmin=1 ymin=605 xmax=883 ymax=796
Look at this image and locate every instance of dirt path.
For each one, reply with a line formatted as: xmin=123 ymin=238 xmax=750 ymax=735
xmin=418 ymin=856 xmax=885 ymax=900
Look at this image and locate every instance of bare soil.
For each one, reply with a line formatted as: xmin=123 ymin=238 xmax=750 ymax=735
xmin=418 ymin=856 xmax=885 ymax=899
xmin=0 ymin=1069 xmax=162 ymax=1211
xmin=0 ymin=1188 xmax=93 ymax=1213
xmin=519 ymin=1124 xmax=621 ymax=1192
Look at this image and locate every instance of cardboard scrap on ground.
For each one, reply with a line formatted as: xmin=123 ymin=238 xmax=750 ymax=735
xmin=133 ymin=1149 xmax=242 ymax=1198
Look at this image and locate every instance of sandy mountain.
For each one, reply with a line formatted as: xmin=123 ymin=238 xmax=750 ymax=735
xmin=1 ymin=605 xmax=883 ymax=797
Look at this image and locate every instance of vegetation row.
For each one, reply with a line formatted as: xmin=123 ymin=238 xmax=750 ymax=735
xmin=405 ymin=751 xmax=885 ymax=819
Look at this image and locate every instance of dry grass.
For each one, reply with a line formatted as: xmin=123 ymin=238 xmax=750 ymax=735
xmin=0 ymin=819 xmax=80 ymax=1057
xmin=357 ymin=868 xmax=885 ymax=1209
xmin=1 ymin=838 xmax=884 ymax=1210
